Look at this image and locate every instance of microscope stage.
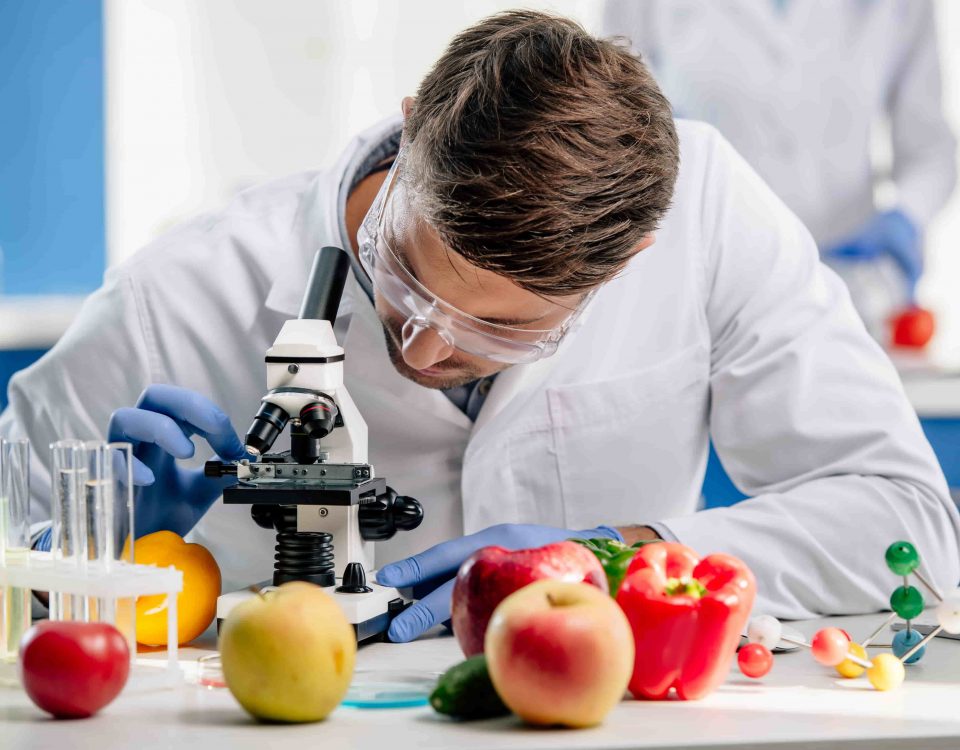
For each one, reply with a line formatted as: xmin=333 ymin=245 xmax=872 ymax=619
xmin=222 ymin=476 xmax=387 ymax=506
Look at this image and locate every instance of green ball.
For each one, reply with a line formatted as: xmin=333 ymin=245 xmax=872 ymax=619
xmin=890 ymin=585 xmax=924 ymax=620
xmin=885 ymin=541 xmax=919 ymax=576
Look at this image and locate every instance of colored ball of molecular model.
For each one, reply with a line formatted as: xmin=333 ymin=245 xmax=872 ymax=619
xmin=738 ymin=643 xmax=774 ymax=678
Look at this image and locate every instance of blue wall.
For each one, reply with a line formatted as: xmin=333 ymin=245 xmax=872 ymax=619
xmin=0 ymin=0 xmax=105 ymax=295
xmin=703 ymin=423 xmax=960 ymax=508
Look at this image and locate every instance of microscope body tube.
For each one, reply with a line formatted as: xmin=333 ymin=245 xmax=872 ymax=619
xmin=243 ymin=246 xmax=356 ymax=458
xmin=298 ymin=246 xmax=352 ymax=322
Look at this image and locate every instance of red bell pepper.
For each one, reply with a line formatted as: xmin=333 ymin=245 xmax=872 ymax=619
xmin=615 ymin=542 xmax=756 ymax=700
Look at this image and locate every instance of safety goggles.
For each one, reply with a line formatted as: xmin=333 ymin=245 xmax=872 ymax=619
xmin=356 ymin=149 xmax=593 ymax=365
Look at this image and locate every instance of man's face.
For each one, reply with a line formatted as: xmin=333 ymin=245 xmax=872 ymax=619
xmin=374 ymin=194 xmax=587 ymax=390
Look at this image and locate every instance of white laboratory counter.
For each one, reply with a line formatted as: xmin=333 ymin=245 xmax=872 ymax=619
xmin=2 ymin=612 xmax=960 ymax=750
xmin=888 ymin=350 xmax=960 ymax=418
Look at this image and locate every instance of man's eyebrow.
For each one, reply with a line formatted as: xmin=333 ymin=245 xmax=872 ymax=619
xmin=478 ymin=313 xmax=549 ymax=326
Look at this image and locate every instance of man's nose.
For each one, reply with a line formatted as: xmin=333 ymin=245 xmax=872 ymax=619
xmin=401 ymin=318 xmax=455 ymax=370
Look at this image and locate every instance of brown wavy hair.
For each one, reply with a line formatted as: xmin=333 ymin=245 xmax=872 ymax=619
xmin=402 ymin=10 xmax=679 ymax=296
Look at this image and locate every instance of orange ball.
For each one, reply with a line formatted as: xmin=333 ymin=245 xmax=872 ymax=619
xmin=133 ymin=531 xmax=221 ymax=646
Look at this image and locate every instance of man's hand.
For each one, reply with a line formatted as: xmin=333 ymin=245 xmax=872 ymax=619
xmin=376 ymin=523 xmax=623 ymax=643
xmin=108 ymin=384 xmax=249 ymax=538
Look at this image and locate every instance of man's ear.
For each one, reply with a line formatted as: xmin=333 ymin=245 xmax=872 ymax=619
xmin=401 ymin=96 xmax=415 ymax=120
xmin=636 ymin=234 xmax=656 ymax=253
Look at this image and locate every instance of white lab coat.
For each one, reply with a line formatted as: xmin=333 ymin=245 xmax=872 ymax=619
xmin=2 ymin=116 xmax=957 ymax=619
xmin=601 ymin=0 xmax=957 ymax=249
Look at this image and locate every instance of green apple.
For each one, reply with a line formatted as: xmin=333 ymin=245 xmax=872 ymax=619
xmin=485 ymin=580 xmax=634 ymax=728
xmin=220 ymin=581 xmax=356 ymax=723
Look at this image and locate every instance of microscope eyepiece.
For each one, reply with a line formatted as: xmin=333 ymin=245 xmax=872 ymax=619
xmin=244 ymin=401 xmax=290 ymax=457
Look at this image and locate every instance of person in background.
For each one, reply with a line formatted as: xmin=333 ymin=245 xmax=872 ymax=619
xmin=602 ymin=0 xmax=957 ymax=339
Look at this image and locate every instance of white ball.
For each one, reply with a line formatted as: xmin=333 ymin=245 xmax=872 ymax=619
xmin=747 ymin=615 xmax=783 ymax=648
xmin=935 ymin=589 xmax=960 ymax=634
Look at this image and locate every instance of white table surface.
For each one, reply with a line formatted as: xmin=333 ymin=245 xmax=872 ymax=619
xmin=2 ymin=612 xmax=960 ymax=750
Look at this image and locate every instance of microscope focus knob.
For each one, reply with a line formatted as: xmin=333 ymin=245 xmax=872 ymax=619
xmin=359 ymin=488 xmax=424 ymax=541
xmin=336 ymin=562 xmax=372 ymax=594
xmin=392 ymin=494 xmax=424 ymax=532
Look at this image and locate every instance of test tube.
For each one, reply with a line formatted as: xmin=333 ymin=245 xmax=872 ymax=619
xmin=50 ymin=440 xmax=87 ymax=621
xmin=85 ymin=442 xmax=136 ymax=654
xmin=1 ymin=438 xmax=31 ymax=662
xmin=106 ymin=442 xmax=134 ymax=572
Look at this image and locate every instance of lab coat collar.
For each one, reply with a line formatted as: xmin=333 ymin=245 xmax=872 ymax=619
xmin=264 ymin=113 xmax=404 ymax=318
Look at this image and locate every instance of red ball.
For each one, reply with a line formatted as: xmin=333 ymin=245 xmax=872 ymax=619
xmin=811 ymin=627 xmax=850 ymax=666
xmin=738 ymin=643 xmax=773 ymax=679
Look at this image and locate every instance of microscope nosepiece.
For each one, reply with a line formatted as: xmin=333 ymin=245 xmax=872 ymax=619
xmin=244 ymin=401 xmax=290 ymax=456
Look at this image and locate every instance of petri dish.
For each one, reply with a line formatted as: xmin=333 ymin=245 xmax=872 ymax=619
xmin=342 ymin=669 xmax=440 ymax=709
xmin=196 ymin=654 xmax=227 ymax=689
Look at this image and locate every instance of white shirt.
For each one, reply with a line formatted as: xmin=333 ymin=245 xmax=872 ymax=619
xmin=3 ymin=116 xmax=957 ymax=619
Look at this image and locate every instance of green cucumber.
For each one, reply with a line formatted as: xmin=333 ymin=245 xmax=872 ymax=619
xmin=429 ymin=654 xmax=510 ymax=720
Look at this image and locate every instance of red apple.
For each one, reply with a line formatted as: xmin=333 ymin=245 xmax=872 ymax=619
xmin=485 ymin=580 xmax=634 ymax=728
xmin=19 ymin=621 xmax=130 ymax=719
xmin=452 ymin=540 xmax=607 ymax=657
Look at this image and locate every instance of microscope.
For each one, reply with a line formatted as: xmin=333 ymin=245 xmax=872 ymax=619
xmin=207 ymin=247 xmax=423 ymax=642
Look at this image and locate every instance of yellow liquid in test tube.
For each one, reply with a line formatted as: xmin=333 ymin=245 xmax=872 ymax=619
xmin=1 ymin=492 xmax=30 ymax=662
xmin=0 ymin=550 xmax=30 ymax=663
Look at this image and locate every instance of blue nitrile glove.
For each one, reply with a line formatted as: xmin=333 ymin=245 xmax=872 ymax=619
xmin=107 ymin=384 xmax=248 ymax=538
xmin=825 ymin=209 xmax=922 ymax=300
xmin=376 ymin=522 xmax=623 ymax=643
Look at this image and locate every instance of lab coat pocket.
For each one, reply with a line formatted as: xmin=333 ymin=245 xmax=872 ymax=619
xmin=546 ymin=345 xmax=710 ymax=531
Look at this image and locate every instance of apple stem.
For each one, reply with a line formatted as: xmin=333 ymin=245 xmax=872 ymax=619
xmin=545 ymin=593 xmax=571 ymax=608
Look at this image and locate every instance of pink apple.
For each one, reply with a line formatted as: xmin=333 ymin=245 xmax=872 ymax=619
xmin=485 ymin=580 xmax=634 ymax=728
xmin=451 ymin=541 xmax=607 ymax=657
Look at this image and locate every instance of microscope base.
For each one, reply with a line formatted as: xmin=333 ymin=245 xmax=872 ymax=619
xmin=216 ymin=580 xmax=409 ymax=644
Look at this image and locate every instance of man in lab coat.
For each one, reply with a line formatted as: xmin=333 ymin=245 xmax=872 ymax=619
xmin=601 ymin=0 xmax=957 ymax=334
xmin=2 ymin=11 xmax=958 ymax=643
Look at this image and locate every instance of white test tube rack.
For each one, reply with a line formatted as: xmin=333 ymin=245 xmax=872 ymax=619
xmin=0 ymin=551 xmax=183 ymax=687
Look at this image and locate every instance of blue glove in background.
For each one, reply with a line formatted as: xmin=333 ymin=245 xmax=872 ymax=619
xmin=107 ymin=384 xmax=248 ymax=538
xmin=376 ymin=522 xmax=623 ymax=643
xmin=825 ymin=209 xmax=921 ymax=300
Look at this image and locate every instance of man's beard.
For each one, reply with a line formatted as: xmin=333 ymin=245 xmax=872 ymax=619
xmin=379 ymin=315 xmax=501 ymax=390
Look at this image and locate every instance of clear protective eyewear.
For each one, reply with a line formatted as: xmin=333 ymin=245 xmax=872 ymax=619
xmin=356 ymin=149 xmax=594 ymax=365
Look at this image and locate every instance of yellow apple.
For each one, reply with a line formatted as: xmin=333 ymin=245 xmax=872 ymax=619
xmin=219 ymin=581 xmax=356 ymax=723
xmin=485 ymin=580 xmax=634 ymax=728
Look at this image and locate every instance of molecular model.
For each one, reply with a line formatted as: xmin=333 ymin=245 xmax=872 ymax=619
xmin=738 ymin=540 xmax=960 ymax=691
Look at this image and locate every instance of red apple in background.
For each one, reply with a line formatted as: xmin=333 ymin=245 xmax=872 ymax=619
xmin=485 ymin=580 xmax=634 ymax=728
xmin=451 ymin=540 xmax=607 ymax=657
xmin=19 ymin=621 xmax=130 ymax=719
xmin=890 ymin=306 xmax=935 ymax=349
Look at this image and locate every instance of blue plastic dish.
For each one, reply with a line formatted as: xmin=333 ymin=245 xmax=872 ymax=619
xmin=341 ymin=670 xmax=440 ymax=709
